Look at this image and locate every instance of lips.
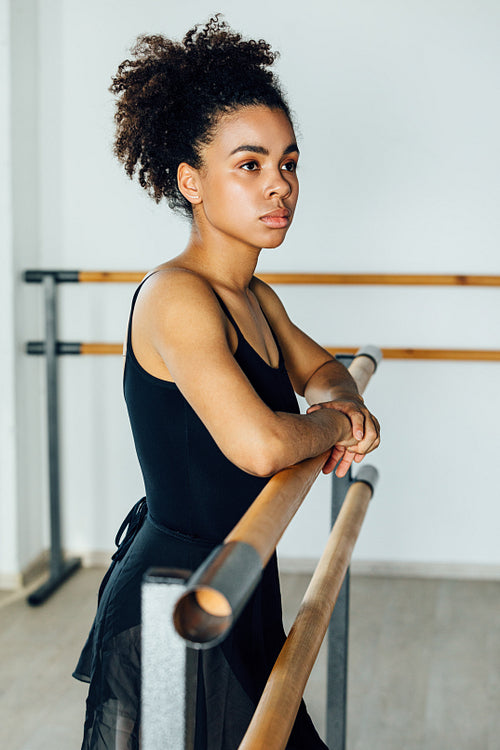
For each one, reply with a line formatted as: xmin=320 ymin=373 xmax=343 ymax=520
xmin=260 ymin=208 xmax=291 ymax=228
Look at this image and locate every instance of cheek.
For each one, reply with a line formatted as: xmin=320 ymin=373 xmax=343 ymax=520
xmin=208 ymin=178 xmax=256 ymax=214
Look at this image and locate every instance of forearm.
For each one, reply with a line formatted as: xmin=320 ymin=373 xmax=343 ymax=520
xmin=254 ymin=408 xmax=353 ymax=476
xmin=303 ymin=359 xmax=361 ymax=406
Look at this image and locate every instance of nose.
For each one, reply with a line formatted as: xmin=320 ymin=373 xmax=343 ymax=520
xmin=265 ymin=169 xmax=293 ymax=200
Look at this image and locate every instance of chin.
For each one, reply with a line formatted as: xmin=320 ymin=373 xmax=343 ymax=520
xmin=261 ymin=234 xmax=288 ymax=250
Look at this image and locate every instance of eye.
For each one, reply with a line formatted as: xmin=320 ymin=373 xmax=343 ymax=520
xmin=241 ymin=160 xmax=260 ymax=171
xmin=281 ymin=160 xmax=297 ymax=173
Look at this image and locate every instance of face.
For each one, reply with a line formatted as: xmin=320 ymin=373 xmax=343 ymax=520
xmin=185 ymin=106 xmax=299 ymax=251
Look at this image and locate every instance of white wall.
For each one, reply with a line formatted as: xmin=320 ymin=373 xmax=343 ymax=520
xmin=1 ymin=0 xmax=47 ymax=586
xmin=4 ymin=0 xmax=500 ymax=583
xmin=0 ymin=0 xmax=18 ymax=585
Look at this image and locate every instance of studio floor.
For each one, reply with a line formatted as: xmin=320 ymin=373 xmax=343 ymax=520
xmin=1 ymin=568 xmax=499 ymax=750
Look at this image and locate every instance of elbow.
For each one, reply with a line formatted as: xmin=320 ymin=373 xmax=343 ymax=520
xmin=228 ymin=430 xmax=288 ymax=478
xmin=243 ymin=451 xmax=282 ymax=478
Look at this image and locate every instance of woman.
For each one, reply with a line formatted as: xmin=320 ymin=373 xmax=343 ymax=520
xmin=74 ymin=16 xmax=380 ymax=749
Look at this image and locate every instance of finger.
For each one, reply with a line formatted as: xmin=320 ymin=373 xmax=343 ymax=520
xmin=335 ymin=450 xmax=356 ymax=478
xmin=350 ymin=413 xmax=380 ymax=454
xmin=306 ymin=404 xmax=321 ymax=414
xmin=349 ymin=411 xmax=365 ymax=442
xmin=322 ymin=445 xmax=344 ymax=474
xmin=348 ymin=433 xmax=380 ymax=457
xmin=323 ymin=446 xmax=354 ymax=477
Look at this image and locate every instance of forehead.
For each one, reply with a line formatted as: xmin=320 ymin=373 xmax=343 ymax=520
xmin=208 ymin=106 xmax=296 ymax=156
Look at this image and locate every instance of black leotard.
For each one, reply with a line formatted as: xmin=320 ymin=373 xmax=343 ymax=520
xmin=73 ymin=277 xmax=328 ymax=749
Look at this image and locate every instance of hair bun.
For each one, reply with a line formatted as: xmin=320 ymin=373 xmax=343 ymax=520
xmin=110 ymin=15 xmax=291 ymax=216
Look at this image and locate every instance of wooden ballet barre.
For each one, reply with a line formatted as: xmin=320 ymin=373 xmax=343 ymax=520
xmin=25 ymin=341 xmax=500 ymax=361
xmin=74 ymin=271 xmax=500 ymax=286
xmin=327 ymin=347 xmax=500 ymax=362
xmin=239 ymin=468 xmax=377 ymax=750
xmin=172 ymin=348 xmax=380 ymax=647
xmin=24 ymin=270 xmax=500 ymax=363
xmin=260 ymin=273 xmax=500 ymax=287
xmin=24 ymin=269 xmax=500 ymax=286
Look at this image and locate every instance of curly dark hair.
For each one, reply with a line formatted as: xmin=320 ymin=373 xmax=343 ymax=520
xmin=109 ymin=15 xmax=292 ymax=217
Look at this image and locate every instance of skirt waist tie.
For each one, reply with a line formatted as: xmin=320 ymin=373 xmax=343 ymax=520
xmin=97 ymin=496 xmax=147 ymax=603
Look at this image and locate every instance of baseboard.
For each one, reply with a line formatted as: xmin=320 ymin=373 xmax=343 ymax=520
xmin=0 ymin=549 xmax=51 ymax=591
xmin=350 ymin=559 xmax=500 ymax=581
xmin=22 ymin=549 xmax=51 ymax=585
xmin=0 ymin=549 xmax=112 ymax=592
xmin=0 ymin=571 xmax=23 ymax=590
xmin=278 ymin=556 xmax=500 ymax=581
xmin=5 ymin=551 xmax=499 ymax=591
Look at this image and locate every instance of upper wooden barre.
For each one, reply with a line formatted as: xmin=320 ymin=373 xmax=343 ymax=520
xmin=224 ymin=452 xmax=329 ymax=568
xmin=172 ymin=350 xmax=378 ymax=645
xmin=239 ymin=474 xmax=376 ymax=750
xmin=74 ymin=271 xmax=500 ymax=286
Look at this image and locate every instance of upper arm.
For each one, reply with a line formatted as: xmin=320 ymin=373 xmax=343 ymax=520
xmin=132 ymin=270 xmax=282 ymax=475
xmin=251 ymin=277 xmax=335 ymax=396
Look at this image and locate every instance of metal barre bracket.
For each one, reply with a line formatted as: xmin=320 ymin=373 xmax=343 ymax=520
xmin=26 ymin=341 xmax=82 ymax=355
xmin=353 ymin=345 xmax=383 ymax=371
xmin=353 ymin=464 xmax=380 ymax=494
xmin=24 ymin=269 xmax=80 ymax=283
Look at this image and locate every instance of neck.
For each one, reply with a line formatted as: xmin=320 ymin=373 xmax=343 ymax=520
xmin=179 ymin=222 xmax=261 ymax=293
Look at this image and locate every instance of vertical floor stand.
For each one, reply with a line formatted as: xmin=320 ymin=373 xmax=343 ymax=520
xmin=142 ymin=569 xmax=198 ymax=750
xmin=325 ymin=351 xmax=354 ymax=750
xmin=27 ymin=273 xmax=81 ymax=605
xmin=326 ymin=471 xmax=351 ymax=750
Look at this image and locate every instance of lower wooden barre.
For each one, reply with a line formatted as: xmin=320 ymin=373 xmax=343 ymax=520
xmin=76 ymin=343 xmax=500 ymax=360
xmin=326 ymin=347 xmax=500 ymax=361
xmin=80 ymin=343 xmax=123 ymax=355
xmin=239 ymin=479 xmax=373 ymax=750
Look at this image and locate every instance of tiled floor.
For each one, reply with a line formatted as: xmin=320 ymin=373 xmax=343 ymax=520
xmin=1 ymin=568 xmax=499 ymax=749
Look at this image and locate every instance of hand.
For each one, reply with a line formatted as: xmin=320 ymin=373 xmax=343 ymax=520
xmin=307 ymin=394 xmax=380 ymax=477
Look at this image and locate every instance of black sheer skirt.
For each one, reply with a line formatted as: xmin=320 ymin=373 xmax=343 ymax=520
xmin=73 ymin=502 xmax=328 ymax=749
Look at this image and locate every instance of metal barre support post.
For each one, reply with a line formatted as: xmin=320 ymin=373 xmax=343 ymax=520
xmin=142 ymin=569 xmax=197 ymax=750
xmin=325 ymin=348 xmax=380 ymax=749
xmin=27 ymin=274 xmax=81 ymax=605
xmin=328 ymin=470 xmax=351 ymax=749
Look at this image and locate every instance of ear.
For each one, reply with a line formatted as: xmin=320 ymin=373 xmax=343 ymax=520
xmin=177 ymin=162 xmax=203 ymax=205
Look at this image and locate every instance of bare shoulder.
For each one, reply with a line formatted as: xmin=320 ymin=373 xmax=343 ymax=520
xmin=134 ymin=266 xmax=230 ymax=349
xmin=138 ymin=266 xmax=223 ymax=319
xmin=140 ymin=265 xmax=214 ymax=301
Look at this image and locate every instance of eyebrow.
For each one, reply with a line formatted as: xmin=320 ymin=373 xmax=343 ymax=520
xmin=229 ymin=143 xmax=300 ymax=157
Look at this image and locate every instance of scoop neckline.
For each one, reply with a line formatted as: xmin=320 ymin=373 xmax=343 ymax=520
xmin=234 ymin=332 xmax=283 ymax=372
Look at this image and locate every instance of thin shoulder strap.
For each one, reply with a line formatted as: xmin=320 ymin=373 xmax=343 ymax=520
xmin=212 ymin=291 xmax=243 ymax=340
xmin=213 ymin=289 xmax=284 ymax=368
